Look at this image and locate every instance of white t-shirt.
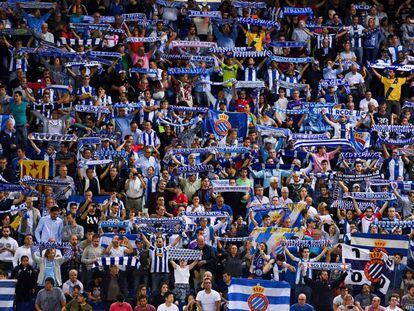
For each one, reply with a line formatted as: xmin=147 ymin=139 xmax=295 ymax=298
xmin=359 ymin=97 xmax=378 ymax=113
xmin=196 ymin=290 xmax=221 ymax=311
xmin=0 ymin=237 xmax=18 ymax=262
xmin=109 ymin=246 xmax=128 ymax=271
xmin=157 ymin=303 xmax=179 ymax=311
xmin=174 ymin=265 xmax=190 ymax=284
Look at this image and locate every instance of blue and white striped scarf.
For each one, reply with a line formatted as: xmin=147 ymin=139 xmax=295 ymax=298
xmin=290 ymin=133 xmax=329 ymax=140
xmin=84 ymin=159 xmax=113 ymax=166
xmin=130 ymin=68 xmax=158 ymax=75
xmin=209 ymin=47 xmax=253 ymax=54
xmin=169 ymin=147 xmax=250 ymax=155
xmin=402 ymin=101 xmax=414 ymax=109
xmin=158 ymin=116 xmax=202 ymax=127
xmin=319 ymin=79 xmax=351 ymax=94
xmin=168 ymin=105 xmax=208 ymax=113
xmin=94 ymin=150 xmax=128 ymax=159
xmin=121 ymin=13 xmax=147 ymax=21
xmin=339 ymin=152 xmax=382 ymax=160
xmin=213 ymin=186 xmax=251 ymax=192
xmin=29 ymin=133 xmax=77 ymax=142
xmin=277 ymin=80 xmax=309 ymax=91
xmin=293 ymin=139 xmax=355 ymax=150
xmin=88 ymin=51 xmax=121 ymax=59
xmin=93 ymin=256 xmax=140 ymax=268
xmin=183 ymin=211 xmax=229 ymax=218
xmin=256 ymin=124 xmax=291 ymax=137
xmin=215 ymin=236 xmax=251 ymax=242
xmin=228 ymin=50 xmax=270 ymax=58
xmin=235 ymin=80 xmax=265 ymax=88
xmin=99 ymin=220 xmax=130 ymax=229
xmin=20 ymin=176 xmax=70 ymax=187
xmin=65 ymin=61 xmax=101 ymax=68
xmin=373 ymin=220 xmax=414 ymax=228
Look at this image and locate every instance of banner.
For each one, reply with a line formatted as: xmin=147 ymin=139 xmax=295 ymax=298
xmin=342 ymin=244 xmax=394 ymax=295
xmin=20 ymin=160 xmax=49 ymax=179
xmin=351 ymin=131 xmax=372 ymax=152
xmin=351 ymin=233 xmax=409 ymax=264
xmin=203 ymin=110 xmax=248 ymax=138
xmin=333 ymin=172 xmax=382 ymax=182
xmin=228 ymin=278 xmax=290 ymax=311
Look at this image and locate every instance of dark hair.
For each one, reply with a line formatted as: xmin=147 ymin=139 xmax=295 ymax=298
xmin=164 ymin=291 xmax=174 ymax=300
xmin=116 ymin=294 xmax=125 ymax=302
xmin=50 ymin=206 xmax=60 ymax=213
xmin=45 ymin=277 xmax=55 ymax=286
xmin=138 ymin=295 xmax=147 ymax=301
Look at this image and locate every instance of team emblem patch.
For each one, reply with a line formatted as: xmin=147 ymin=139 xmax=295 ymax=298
xmin=214 ymin=113 xmax=232 ymax=136
xmin=247 ymin=284 xmax=269 ymax=311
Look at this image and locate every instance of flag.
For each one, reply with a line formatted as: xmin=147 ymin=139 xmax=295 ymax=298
xmin=351 ymin=131 xmax=371 ymax=152
xmin=228 ymin=278 xmax=290 ymax=311
xmin=351 ymin=233 xmax=409 ymax=264
xmin=20 ymin=160 xmax=49 ymax=179
xmin=249 ymin=227 xmax=303 ymax=256
xmin=100 ymin=233 xmax=137 ymax=249
xmin=203 ymin=110 xmax=248 ymax=139
xmin=0 ymin=279 xmax=16 ymax=311
xmin=342 ymin=244 xmax=394 ymax=295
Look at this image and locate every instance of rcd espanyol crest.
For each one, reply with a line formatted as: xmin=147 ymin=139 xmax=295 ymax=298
xmin=364 ymin=240 xmax=387 ymax=283
xmin=247 ymin=284 xmax=269 ymax=311
xmin=214 ymin=113 xmax=232 ymax=136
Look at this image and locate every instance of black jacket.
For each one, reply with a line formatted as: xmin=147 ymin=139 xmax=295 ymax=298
xmin=11 ymin=264 xmax=37 ymax=301
xmin=304 ymin=272 xmax=348 ymax=311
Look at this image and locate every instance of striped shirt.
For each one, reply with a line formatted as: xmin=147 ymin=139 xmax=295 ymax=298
xmin=149 ymin=245 xmax=171 ymax=273
xmin=141 ymin=130 xmax=160 ymax=147
xmin=244 ymin=66 xmax=258 ymax=81
xmin=77 ymin=85 xmax=96 ymax=105
xmin=349 ymin=24 xmax=365 ymax=48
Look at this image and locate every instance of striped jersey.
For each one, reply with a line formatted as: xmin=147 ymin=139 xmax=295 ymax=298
xmin=149 ymin=245 xmax=171 ymax=273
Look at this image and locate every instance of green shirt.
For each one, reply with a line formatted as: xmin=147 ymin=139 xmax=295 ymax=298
xmin=221 ymin=63 xmax=238 ymax=86
xmin=10 ymin=100 xmax=29 ymax=126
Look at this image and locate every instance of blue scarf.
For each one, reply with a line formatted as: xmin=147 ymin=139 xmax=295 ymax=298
xmin=269 ymin=41 xmax=307 ymax=48
xmin=188 ymin=10 xmax=222 ymax=18
xmin=167 ymin=68 xmax=206 ymax=75
xmin=282 ymin=7 xmax=314 ymax=16
xmin=344 ymin=192 xmax=396 ymax=201
xmin=237 ymin=17 xmax=279 ymax=28
xmin=30 ymin=133 xmax=77 ymax=142
xmin=176 ymin=164 xmax=214 ymax=174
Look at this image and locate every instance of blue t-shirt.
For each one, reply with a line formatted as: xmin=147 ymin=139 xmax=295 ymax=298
xmin=290 ymin=303 xmax=315 ymax=311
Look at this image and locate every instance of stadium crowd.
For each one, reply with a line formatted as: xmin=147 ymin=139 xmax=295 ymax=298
xmin=0 ymin=0 xmax=413 ymax=310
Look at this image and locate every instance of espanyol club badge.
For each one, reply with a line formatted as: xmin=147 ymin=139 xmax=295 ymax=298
xmin=214 ymin=113 xmax=232 ymax=136
xmin=364 ymin=240 xmax=387 ymax=283
xmin=247 ymin=284 xmax=269 ymax=311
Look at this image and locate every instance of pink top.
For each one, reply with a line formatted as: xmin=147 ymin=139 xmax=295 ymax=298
xmin=311 ymin=151 xmax=336 ymax=172
xmin=109 ymin=302 xmax=133 ymax=311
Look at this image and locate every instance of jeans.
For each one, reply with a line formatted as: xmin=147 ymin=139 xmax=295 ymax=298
xmin=151 ymin=272 xmax=169 ymax=295
xmin=15 ymin=125 xmax=27 ymax=149
xmin=352 ymin=47 xmax=363 ymax=64
xmin=364 ymin=47 xmax=379 ymax=63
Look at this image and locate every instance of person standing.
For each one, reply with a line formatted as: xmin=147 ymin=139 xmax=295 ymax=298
xmin=35 ymin=277 xmax=66 ymax=311
xmin=195 ymin=278 xmax=221 ymax=311
xmin=9 ymin=91 xmax=29 ymax=147
xmin=11 ymin=255 xmax=36 ymax=311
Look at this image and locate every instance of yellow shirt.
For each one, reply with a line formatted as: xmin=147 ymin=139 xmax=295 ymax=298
xmin=221 ymin=63 xmax=238 ymax=86
xmin=381 ymin=76 xmax=407 ymax=101
xmin=246 ymin=31 xmax=265 ymax=51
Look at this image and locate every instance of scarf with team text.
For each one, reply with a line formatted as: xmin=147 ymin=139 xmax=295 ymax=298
xmin=209 ymin=47 xmax=253 ymax=53
xmin=269 ymin=56 xmax=313 ymax=63
xmin=232 ymin=1 xmax=266 ymax=8
xmin=188 ymin=10 xmax=221 ymax=18
xmin=121 ymin=13 xmax=147 ymax=21
xmin=235 ymin=80 xmax=265 ymax=88
xmin=99 ymin=220 xmax=130 ymax=229
xmin=339 ymin=152 xmax=382 ymax=160
xmin=301 ymin=262 xmax=351 ymax=271
xmin=32 ymin=242 xmax=73 ymax=258
xmin=93 ymin=256 xmax=140 ymax=268
xmin=251 ymin=162 xmax=300 ymax=171
xmin=378 ymin=137 xmax=414 ymax=146
xmin=59 ymin=37 xmax=102 ymax=47
xmin=333 ymin=172 xmax=382 ymax=182
xmin=29 ymin=133 xmax=77 ymax=142
xmin=237 ymin=17 xmax=279 ymax=28
xmin=369 ymin=61 xmax=414 ymax=72
xmin=85 ymin=159 xmax=113 ymax=166
xmin=331 ymin=199 xmax=376 ymax=211
xmin=282 ymin=7 xmax=314 ymax=16
xmin=168 ymin=248 xmax=202 ymax=260
xmin=215 ymin=236 xmax=252 ymax=242
xmin=344 ymin=192 xmax=396 ymax=201
xmin=20 ymin=176 xmax=70 ymax=187
xmin=290 ymin=133 xmax=329 ymax=140
xmin=176 ymin=164 xmax=214 ymax=174
xmin=281 ymin=239 xmax=331 ymax=248
xmin=65 ymin=61 xmax=101 ymax=68
xmin=168 ymin=147 xmax=250 ymax=155
xmin=319 ymin=79 xmax=351 ymax=94
xmin=329 ymin=108 xmax=366 ymax=118
xmin=256 ymin=125 xmax=291 ymax=137
xmin=225 ymin=50 xmax=270 ymax=58
xmin=94 ymin=150 xmax=128 ymax=159
xmin=269 ymin=41 xmax=307 ymax=48
xmin=183 ymin=211 xmax=229 ymax=218
xmin=213 ymin=186 xmax=251 ymax=192
xmin=167 ymin=68 xmax=205 ymax=75
xmin=75 ymin=105 xmax=110 ymax=114
xmin=124 ymin=37 xmax=160 ymax=43
xmin=130 ymin=68 xmax=158 ymax=75
xmin=171 ymin=41 xmax=217 ymax=48
xmin=372 ymin=125 xmax=414 ymax=133
xmin=168 ymin=106 xmax=208 ymax=113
